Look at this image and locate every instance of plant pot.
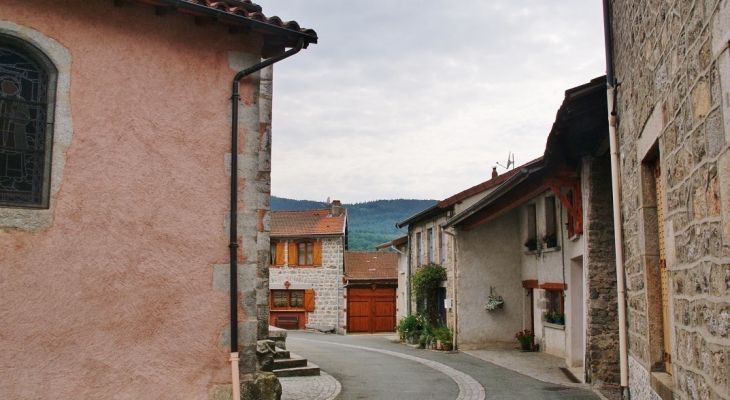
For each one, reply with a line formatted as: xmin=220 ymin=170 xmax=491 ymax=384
xmin=520 ymin=341 xmax=532 ymax=351
xmin=442 ymin=344 xmax=452 ymax=351
xmin=431 ymin=342 xmax=438 ymax=350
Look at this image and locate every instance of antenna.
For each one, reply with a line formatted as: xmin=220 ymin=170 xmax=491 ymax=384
xmin=496 ymin=152 xmax=514 ymax=170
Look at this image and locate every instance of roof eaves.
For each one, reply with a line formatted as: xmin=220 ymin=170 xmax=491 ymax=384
xmin=395 ymin=203 xmax=441 ymax=229
xmin=442 ymin=164 xmax=544 ymax=229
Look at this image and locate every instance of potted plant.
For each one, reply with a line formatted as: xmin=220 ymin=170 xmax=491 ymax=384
xmin=554 ymin=313 xmax=565 ymax=325
xmin=396 ymin=314 xmax=421 ymax=344
xmin=545 ymin=311 xmax=556 ymax=324
xmin=484 ymin=286 xmax=504 ymax=312
xmin=542 ymin=233 xmax=558 ymax=248
xmin=524 ymin=237 xmax=538 ymax=251
xmin=434 ymin=324 xmax=453 ymax=351
xmin=515 ymin=329 xmax=534 ymax=351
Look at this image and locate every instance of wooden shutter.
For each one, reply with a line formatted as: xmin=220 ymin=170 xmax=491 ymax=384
xmin=275 ymin=242 xmax=285 ymax=266
xmin=304 ymin=289 xmax=316 ymax=311
xmin=313 ymin=242 xmax=322 ymax=266
xmin=288 ymin=242 xmax=297 ymax=266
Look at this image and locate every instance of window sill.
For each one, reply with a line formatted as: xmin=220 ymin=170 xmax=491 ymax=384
xmin=524 ymin=246 xmax=561 ymax=255
xmin=544 ymin=322 xmax=565 ymax=330
xmin=650 ymin=372 xmax=674 ymax=400
xmin=569 ymin=234 xmax=582 ymax=242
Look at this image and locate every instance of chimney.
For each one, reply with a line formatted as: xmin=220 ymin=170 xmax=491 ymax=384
xmin=492 ymin=167 xmax=498 ymax=179
xmin=331 ymin=200 xmax=341 ymax=216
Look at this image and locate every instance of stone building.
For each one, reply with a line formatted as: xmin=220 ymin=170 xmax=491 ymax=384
xmin=442 ymin=77 xmax=620 ymax=384
xmin=269 ymin=202 xmax=347 ymax=333
xmin=0 ymin=1 xmax=316 ymax=398
xmin=606 ymin=0 xmax=730 ymax=398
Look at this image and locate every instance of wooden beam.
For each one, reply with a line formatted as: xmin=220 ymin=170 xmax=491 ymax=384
xmin=462 ymin=182 xmax=549 ymax=230
xmin=550 ymin=185 xmax=580 ymax=222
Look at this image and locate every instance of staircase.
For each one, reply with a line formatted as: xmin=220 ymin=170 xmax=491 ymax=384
xmin=268 ymin=326 xmax=320 ymax=378
xmin=272 ymin=347 xmax=320 ymax=377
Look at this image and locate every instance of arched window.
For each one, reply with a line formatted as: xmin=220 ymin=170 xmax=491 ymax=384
xmin=0 ymin=35 xmax=56 ymax=208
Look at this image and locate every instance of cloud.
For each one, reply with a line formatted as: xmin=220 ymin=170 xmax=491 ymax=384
xmin=262 ymin=1 xmax=606 ymax=202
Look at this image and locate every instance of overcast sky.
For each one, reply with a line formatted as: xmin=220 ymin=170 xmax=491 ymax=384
xmin=263 ymin=1 xmax=606 ymax=203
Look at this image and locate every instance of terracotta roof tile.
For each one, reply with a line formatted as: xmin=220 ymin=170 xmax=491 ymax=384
xmin=345 ymin=252 xmax=398 ymax=280
xmin=130 ymin=0 xmax=317 ymax=46
xmin=271 ymin=209 xmax=346 ymax=237
xmin=437 ymin=161 xmax=539 ymax=208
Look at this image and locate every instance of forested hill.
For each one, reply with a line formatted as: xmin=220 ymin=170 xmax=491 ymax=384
xmin=271 ymin=197 xmax=437 ymax=251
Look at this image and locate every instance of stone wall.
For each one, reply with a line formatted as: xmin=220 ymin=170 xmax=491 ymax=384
xmin=610 ymin=0 xmax=730 ymax=398
xmin=583 ymin=154 xmax=620 ymax=384
xmin=270 ymin=237 xmax=344 ymax=331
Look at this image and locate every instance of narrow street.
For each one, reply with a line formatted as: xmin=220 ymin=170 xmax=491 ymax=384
xmin=283 ymin=331 xmax=601 ymax=400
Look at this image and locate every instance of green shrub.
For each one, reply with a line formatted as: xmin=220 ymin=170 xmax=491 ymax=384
xmin=396 ymin=314 xmax=421 ymax=339
xmin=411 ymin=263 xmax=446 ymax=325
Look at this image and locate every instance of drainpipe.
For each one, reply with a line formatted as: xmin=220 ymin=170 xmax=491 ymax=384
xmin=229 ymin=39 xmax=305 ymax=399
xmin=602 ymin=1 xmax=629 ymax=397
xmin=442 ymin=227 xmax=458 ymax=350
xmin=396 ymin=225 xmax=412 ymax=316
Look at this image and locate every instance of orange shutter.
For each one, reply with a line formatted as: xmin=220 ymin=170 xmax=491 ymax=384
xmin=304 ymin=289 xmax=315 ymax=311
xmin=313 ymin=242 xmax=322 ymax=266
xmin=275 ymin=243 xmax=285 ymax=266
xmin=288 ymin=242 xmax=297 ymax=266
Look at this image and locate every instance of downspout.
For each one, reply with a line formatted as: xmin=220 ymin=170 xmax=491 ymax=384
xmin=229 ymin=39 xmax=305 ymax=399
xmin=396 ymin=225 xmax=412 ymax=315
xmin=602 ymin=1 xmax=628 ymax=397
xmin=442 ymin=227 xmax=458 ymax=350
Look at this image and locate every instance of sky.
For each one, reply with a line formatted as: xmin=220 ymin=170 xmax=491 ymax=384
xmin=263 ymin=1 xmax=606 ymax=203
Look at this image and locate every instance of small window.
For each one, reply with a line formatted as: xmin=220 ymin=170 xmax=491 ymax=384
xmin=546 ymin=290 xmax=564 ymax=314
xmin=298 ymin=242 xmax=314 ymax=266
xmin=1 ymin=37 xmax=55 ymax=208
xmin=525 ymin=204 xmax=537 ymax=250
xmin=427 ymin=228 xmax=433 ymax=263
xmin=416 ymin=232 xmax=422 ymax=267
xmin=544 ymin=197 xmax=557 ymax=248
xmin=270 ymin=242 xmax=277 ymax=265
xmin=440 ymin=229 xmax=446 ymax=264
xmin=271 ymin=290 xmax=304 ymax=309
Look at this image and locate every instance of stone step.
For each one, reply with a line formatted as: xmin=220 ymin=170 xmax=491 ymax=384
xmin=274 ymin=347 xmax=290 ymax=359
xmin=273 ymin=356 xmax=308 ymax=370
xmin=273 ymin=363 xmax=321 ymax=378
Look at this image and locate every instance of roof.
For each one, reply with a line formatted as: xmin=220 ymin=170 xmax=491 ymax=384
xmin=396 ymin=159 xmax=540 ymax=228
xmin=344 ymin=252 xmax=398 ymax=280
xmin=270 ymin=209 xmax=347 ymax=237
xmin=374 ymin=235 xmax=407 ymax=251
xmin=129 ymin=0 xmax=317 ymax=55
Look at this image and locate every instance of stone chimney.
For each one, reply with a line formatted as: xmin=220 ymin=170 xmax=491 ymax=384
xmin=331 ymin=200 xmax=341 ymax=216
xmin=492 ymin=167 xmax=498 ymax=179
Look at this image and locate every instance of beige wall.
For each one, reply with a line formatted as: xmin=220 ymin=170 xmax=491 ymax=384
xmin=0 ymin=1 xmax=270 ymax=397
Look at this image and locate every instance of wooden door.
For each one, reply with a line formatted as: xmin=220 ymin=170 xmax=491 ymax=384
xmin=347 ymin=287 xmax=396 ymax=333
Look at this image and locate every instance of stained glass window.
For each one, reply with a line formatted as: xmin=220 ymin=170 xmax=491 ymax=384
xmin=0 ymin=40 xmax=52 ymax=207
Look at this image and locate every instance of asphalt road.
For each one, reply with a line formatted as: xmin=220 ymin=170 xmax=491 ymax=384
xmin=285 ymin=331 xmax=601 ymax=400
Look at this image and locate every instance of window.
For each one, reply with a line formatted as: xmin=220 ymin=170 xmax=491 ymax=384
xmin=271 ymin=290 xmax=304 ymax=309
xmin=546 ymin=290 xmax=564 ymax=314
xmin=440 ymin=229 xmax=446 ymax=264
xmin=416 ymin=232 xmax=422 ymax=267
xmin=544 ymin=197 xmax=557 ymax=247
xmin=270 ymin=289 xmax=315 ymax=311
xmin=427 ymin=228 xmax=433 ymax=263
xmin=525 ymin=204 xmax=537 ymax=250
xmin=298 ymin=242 xmax=313 ymax=265
xmin=286 ymin=241 xmax=321 ymax=266
xmin=1 ymin=36 xmax=55 ymax=208
xmin=270 ymin=242 xmax=277 ymax=265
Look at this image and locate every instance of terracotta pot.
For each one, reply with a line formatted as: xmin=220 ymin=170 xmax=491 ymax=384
xmin=442 ymin=344 xmax=452 ymax=351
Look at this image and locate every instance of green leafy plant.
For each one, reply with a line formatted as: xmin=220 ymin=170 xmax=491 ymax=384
xmin=396 ymin=314 xmax=421 ymax=340
xmin=412 ymin=263 xmax=447 ymax=325
xmin=515 ymin=329 xmax=534 ymax=350
xmin=433 ymin=324 xmax=452 ymax=343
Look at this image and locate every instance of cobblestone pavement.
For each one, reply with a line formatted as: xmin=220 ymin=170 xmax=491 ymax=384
xmin=280 ymin=371 xmax=341 ymax=400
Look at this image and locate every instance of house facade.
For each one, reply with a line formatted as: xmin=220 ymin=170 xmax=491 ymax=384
xmin=395 ymin=168 xmax=520 ymax=329
xmin=376 ymin=235 xmax=409 ymax=321
xmin=441 ymin=78 xmax=620 ymax=385
xmin=607 ymin=0 xmax=730 ymax=398
xmin=269 ymin=202 xmax=347 ymax=333
xmin=0 ymin=1 xmax=316 ymax=398
xmin=343 ymin=251 xmax=399 ymax=334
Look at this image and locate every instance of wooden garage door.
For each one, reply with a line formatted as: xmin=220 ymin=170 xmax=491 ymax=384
xmin=347 ymin=287 xmax=396 ymax=333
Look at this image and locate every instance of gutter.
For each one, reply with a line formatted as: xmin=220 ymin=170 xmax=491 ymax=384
xmin=602 ymin=1 xmax=629 ymax=397
xmin=229 ymin=39 xmax=306 ymax=399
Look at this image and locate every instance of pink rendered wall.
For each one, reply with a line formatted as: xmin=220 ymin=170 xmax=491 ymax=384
xmin=0 ymin=1 xmax=265 ymax=397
